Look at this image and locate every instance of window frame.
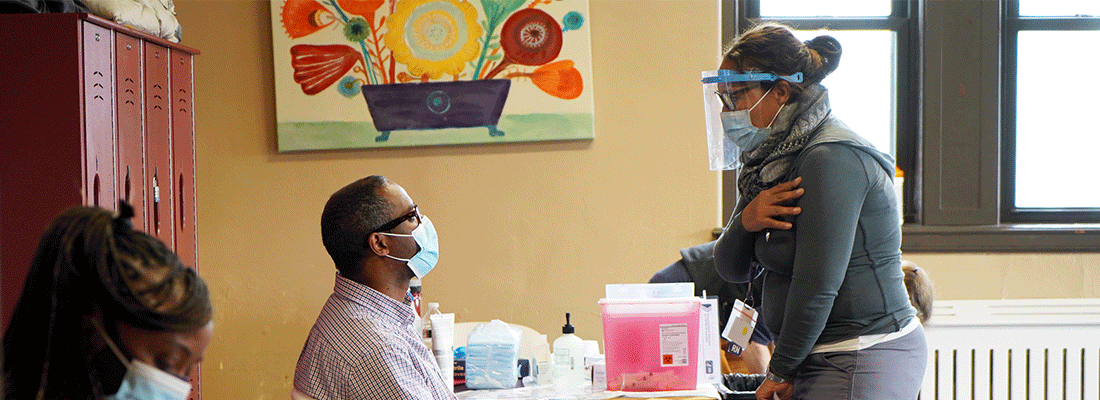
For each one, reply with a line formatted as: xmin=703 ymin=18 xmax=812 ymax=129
xmin=721 ymin=0 xmax=920 ymax=226
xmin=1001 ymin=2 xmax=1100 ymax=223
xmin=720 ymin=0 xmax=1100 ymax=252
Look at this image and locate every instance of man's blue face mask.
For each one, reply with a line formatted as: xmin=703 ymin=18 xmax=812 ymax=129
xmin=379 ymin=215 xmax=439 ymax=279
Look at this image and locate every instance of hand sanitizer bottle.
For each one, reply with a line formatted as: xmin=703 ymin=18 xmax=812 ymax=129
xmin=553 ymin=312 xmax=585 ymax=392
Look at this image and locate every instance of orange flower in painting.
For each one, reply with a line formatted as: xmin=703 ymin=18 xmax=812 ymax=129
xmin=281 ymin=0 xmax=337 ymax=39
xmin=336 ymin=0 xmax=384 ymax=21
xmin=506 ymin=60 xmax=582 ymax=100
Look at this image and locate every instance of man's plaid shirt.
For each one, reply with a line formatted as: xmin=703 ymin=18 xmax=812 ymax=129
xmin=294 ymin=274 xmax=456 ymax=399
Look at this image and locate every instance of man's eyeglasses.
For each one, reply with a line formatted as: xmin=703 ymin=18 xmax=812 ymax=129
xmin=371 ymin=205 xmax=420 ymax=233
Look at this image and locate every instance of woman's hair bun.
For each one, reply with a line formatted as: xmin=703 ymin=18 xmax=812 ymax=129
xmin=114 ymin=200 xmax=136 ymax=232
xmin=805 ymin=35 xmax=842 ymax=76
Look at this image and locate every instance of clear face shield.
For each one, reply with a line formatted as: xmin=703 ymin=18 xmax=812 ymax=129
xmin=700 ymin=70 xmax=804 ymax=170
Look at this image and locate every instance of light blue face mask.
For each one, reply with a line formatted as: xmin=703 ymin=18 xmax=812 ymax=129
xmin=106 ymin=360 xmax=193 ymax=400
xmin=719 ymin=86 xmax=784 ymax=153
xmin=379 ymin=215 xmax=439 ymax=279
xmin=92 ymin=320 xmax=192 ymax=400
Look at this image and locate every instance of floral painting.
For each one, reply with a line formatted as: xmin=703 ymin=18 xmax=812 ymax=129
xmin=270 ymin=0 xmax=594 ymax=151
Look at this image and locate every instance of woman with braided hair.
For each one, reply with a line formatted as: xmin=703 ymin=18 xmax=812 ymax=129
xmin=710 ymin=23 xmax=926 ymax=399
xmin=3 ymin=202 xmax=213 ymax=400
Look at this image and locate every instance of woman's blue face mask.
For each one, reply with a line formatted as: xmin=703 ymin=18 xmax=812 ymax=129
xmin=719 ymin=86 xmax=784 ymax=152
xmin=92 ymin=321 xmax=193 ymax=400
xmin=106 ymin=360 xmax=193 ymax=400
xmin=700 ymin=70 xmax=801 ymax=170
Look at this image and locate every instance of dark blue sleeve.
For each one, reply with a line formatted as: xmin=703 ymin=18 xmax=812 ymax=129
xmin=648 ymin=261 xmax=692 ymax=283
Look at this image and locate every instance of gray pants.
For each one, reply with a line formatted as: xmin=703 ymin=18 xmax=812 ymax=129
xmin=793 ymin=325 xmax=927 ymax=400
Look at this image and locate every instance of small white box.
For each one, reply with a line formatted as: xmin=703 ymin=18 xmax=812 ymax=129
xmin=591 ymin=362 xmax=606 ymax=389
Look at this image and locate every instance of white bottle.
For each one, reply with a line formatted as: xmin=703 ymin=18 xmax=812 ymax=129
xmin=553 ymin=312 xmax=585 ymax=392
xmin=430 ymin=312 xmax=456 ymax=391
xmin=894 ymin=166 xmax=905 ymax=225
xmin=423 ymin=302 xmax=440 ymax=349
xmin=532 ymin=334 xmax=553 ymax=385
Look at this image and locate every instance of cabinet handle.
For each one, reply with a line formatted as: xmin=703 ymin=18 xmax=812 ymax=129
xmin=95 ymin=33 xmax=100 ymax=42
xmin=124 ymin=166 xmax=131 ymax=203
xmin=152 ymin=174 xmax=160 ymax=234
xmin=93 ymin=173 xmax=101 ymax=207
xmin=178 ymin=174 xmax=186 ymax=230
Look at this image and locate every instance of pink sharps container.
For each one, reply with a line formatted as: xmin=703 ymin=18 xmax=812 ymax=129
xmin=599 ymin=297 xmax=701 ymax=392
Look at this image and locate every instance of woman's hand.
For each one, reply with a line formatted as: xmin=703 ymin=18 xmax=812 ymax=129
xmin=756 ymin=379 xmax=794 ymax=400
xmin=741 ymin=177 xmax=804 ymax=232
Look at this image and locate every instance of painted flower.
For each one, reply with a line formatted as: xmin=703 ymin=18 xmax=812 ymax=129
xmin=337 ymin=76 xmax=364 ymax=98
xmin=336 ymin=0 xmax=384 ymax=20
xmin=384 ymin=0 xmax=483 ymax=79
xmin=280 ymin=0 xmax=337 ymax=39
xmin=344 ymin=17 xmax=371 ymax=42
xmin=562 ymin=11 xmax=584 ymax=32
xmin=500 ymin=8 xmax=561 ymax=66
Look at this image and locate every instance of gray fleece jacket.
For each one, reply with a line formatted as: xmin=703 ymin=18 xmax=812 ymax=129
xmin=714 ymin=90 xmax=916 ymax=381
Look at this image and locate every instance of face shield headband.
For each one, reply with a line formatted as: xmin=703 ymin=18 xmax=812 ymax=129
xmin=700 ymin=70 xmax=804 ymax=171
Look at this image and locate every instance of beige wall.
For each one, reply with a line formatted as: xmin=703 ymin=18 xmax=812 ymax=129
xmin=174 ymin=0 xmax=1100 ymax=398
xmin=181 ymin=0 xmax=721 ymax=397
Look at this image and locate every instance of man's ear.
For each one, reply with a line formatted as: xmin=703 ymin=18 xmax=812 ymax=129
xmin=366 ymin=232 xmax=389 ymax=257
xmin=774 ymin=80 xmax=792 ymax=105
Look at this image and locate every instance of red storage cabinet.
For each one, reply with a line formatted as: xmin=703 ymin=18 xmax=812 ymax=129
xmin=0 ymin=13 xmax=202 ymax=399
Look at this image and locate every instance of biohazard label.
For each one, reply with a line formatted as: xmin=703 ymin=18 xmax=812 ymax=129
xmin=659 ymin=323 xmax=689 ymax=367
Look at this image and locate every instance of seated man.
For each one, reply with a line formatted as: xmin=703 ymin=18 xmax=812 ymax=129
xmin=650 ymin=240 xmax=773 ymax=374
xmin=294 ymin=175 xmax=454 ymax=399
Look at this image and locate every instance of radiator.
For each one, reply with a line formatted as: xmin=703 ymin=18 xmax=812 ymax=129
xmin=923 ymin=298 xmax=1100 ymax=400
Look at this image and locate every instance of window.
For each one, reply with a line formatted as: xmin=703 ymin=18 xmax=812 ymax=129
xmin=735 ymin=0 xmax=915 ymax=159
xmin=720 ymin=0 xmax=918 ymax=224
xmin=721 ymin=0 xmax=1100 ymax=251
xmin=1003 ymin=1 xmax=1100 ymax=222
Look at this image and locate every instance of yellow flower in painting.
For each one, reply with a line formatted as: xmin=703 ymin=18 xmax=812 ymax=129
xmin=385 ymin=0 xmax=483 ymax=79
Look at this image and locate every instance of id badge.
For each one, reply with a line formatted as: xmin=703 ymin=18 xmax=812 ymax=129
xmin=721 ymin=299 xmax=758 ymax=356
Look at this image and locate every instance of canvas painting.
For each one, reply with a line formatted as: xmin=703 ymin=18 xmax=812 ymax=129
xmin=271 ymin=0 xmax=594 ymax=151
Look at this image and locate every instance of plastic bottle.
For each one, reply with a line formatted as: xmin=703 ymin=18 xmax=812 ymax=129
xmin=553 ymin=312 xmax=585 ymax=392
xmin=430 ymin=312 xmax=456 ymax=391
xmin=423 ymin=302 xmax=440 ymax=349
xmin=895 ymin=166 xmax=905 ymax=225
xmin=465 ymin=320 xmax=521 ymax=389
xmin=409 ymin=278 xmax=422 ymax=316
xmin=532 ymin=334 xmax=553 ymax=385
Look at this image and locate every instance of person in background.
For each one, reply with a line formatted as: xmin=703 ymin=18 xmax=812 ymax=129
xmin=902 ymin=260 xmax=934 ymax=324
xmin=650 ymin=240 xmax=773 ymax=374
xmin=293 ymin=175 xmax=452 ymax=400
xmin=712 ymin=23 xmax=926 ymax=400
xmin=3 ymin=202 xmax=214 ymax=400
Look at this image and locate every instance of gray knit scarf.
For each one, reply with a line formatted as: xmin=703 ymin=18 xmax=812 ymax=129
xmin=735 ymin=84 xmax=832 ymax=214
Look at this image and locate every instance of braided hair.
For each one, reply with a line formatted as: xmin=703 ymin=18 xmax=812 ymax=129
xmin=3 ymin=202 xmax=212 ymax=399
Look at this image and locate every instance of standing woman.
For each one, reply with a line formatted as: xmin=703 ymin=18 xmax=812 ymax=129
xmin=4 ymin=202 xmax=214 ymax=400
xmin=712 ymin=23 xmax=926 ymax=400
